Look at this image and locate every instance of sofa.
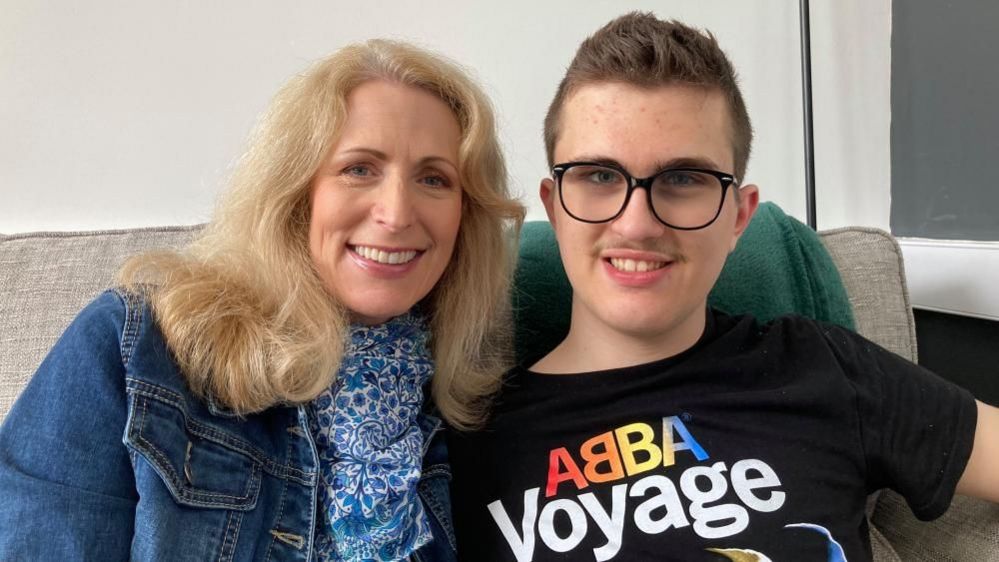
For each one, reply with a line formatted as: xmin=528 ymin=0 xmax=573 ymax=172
xmin=1 ymin=217 xmax=997 ymax=560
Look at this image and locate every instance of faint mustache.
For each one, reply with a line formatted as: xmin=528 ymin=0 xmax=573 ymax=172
xmin=593 ymin=239 xmax=686 ymax=262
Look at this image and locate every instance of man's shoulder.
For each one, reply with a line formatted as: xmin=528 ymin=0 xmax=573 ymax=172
xmin=715 ymin=308 xmax=855 ymax=342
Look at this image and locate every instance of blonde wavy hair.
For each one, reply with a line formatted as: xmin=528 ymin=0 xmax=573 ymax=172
xmin=121 ymin=40 xmax=525 ymax=429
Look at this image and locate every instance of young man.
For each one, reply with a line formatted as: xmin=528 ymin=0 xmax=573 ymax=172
xmin=448 ymin=13 xmax=998 ymax=561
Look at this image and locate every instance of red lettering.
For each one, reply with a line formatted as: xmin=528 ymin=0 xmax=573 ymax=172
xmin=546 ymin=447 xmax=589 ymax=497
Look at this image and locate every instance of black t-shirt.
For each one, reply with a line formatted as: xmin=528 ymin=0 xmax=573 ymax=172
xmin=448 ymin=310 xmax=977 ymax=562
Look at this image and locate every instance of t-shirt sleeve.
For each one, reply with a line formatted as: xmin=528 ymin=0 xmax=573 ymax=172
xmin=822 ymin=325 xmax=978 ymax=521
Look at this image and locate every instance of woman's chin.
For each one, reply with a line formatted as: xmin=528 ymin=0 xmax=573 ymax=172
xmin=347 ymin=302 xmax=417 ymax=325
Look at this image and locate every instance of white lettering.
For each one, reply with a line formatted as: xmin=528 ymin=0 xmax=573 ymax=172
xmin=731 ymin=459 xmax=786 ymax=512
xmin=578 ymin=485 xmax=627 ymax=562
xmin=488 ymin=487 xmax=539 ymax=562
xmin=490 ymin=458 xmax=786 ymax=560
xmin=538 ymin=499 xmax=588 ymax=553
xmin=680 ymin=462 xmax=749 ymax=539
xmin=630 ymin=475 xmax=690 ymax=533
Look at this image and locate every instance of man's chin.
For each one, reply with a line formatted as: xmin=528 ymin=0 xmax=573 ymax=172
xmin=594 ymin=306 xmax=676 ymax=337
xmin=586 ymin=300 xmax=707 ymax=346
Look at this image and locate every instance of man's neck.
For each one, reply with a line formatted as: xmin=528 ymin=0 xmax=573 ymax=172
xmin=531 ymin=302 xmax=709 ymax=375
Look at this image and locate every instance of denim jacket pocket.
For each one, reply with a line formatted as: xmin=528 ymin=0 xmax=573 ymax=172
xmin=124 ymin=381 xmax=261 ymax=511
xmin=419 ymin=463 xmax=456 ymax=552
xmin=417 ymin=415 xmax=457 ymax=557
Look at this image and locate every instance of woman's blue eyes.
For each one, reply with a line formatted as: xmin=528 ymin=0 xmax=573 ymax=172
xmin=339 ymin=165 xmax=452 ymax=189
xmin=344 ymin=165 xmax=373 ymax=177
xmin=420 ymin=174 xmax=451 ymax=189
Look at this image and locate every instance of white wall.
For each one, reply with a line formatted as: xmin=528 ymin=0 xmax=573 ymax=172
xmin=810 ymin=0 xmax=892 ymax=230
xmin=0 ymin=0 xmax=891 ymax=234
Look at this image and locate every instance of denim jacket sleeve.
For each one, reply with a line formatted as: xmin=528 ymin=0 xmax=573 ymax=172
xmin=0 ymin=290 xmax=136 ymax=560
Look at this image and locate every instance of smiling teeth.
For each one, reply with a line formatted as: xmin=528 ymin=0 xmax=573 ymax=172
xmin=354 ymin=246 xmax=418 ymax=265
xmin=609 ymin=258 xmax=666 ymax=272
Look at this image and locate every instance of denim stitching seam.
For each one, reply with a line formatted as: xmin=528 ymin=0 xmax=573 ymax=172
xmin=125 ymin=379 xmax=316 ymax=486
xmin=218 ymin=510 xmax=236 ymax=562
xmin=133 ymin=397 xmax=260 ymax=507
xmin=263 ymin=465 xmax=292 ymax=562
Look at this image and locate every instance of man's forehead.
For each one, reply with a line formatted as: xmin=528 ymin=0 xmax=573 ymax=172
xmin=555 ymin=82 xmax=735 ymax=172
xmin=567 ymin=81 xmax=719 ymax=108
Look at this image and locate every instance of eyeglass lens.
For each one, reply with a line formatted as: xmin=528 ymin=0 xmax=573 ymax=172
xmin=559 ymin=165 xmax=726 ymax=228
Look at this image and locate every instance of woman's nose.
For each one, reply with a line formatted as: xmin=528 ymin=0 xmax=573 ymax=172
xmin=371 ymin=175 xmax=415 ymax=232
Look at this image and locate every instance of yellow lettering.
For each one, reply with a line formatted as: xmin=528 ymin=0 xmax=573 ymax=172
xmin=614 ymin=423 xmax=662 ymax=476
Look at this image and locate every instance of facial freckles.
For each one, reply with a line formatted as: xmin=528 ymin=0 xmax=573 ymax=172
xmin=543 ymin=83 xmax=758 ymax=346
xmin=308 ymin=80 xmax=463 ymax=325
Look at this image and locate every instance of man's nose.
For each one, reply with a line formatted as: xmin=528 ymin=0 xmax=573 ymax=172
xmin=609 ymin=186 xmax=667 ymax=240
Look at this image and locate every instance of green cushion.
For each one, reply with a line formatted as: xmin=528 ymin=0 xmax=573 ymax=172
xmin=512 ymin=202 xmax=855 ymax=365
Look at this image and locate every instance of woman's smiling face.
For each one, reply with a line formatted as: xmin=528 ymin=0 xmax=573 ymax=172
xmin=309 ymin=80 xmax=463 ymax=324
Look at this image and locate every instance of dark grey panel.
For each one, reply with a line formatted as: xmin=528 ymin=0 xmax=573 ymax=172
xmin=890 ymin=1 xmax=999 ymax=241
xmin=914 ymin=309 xmax=999 ymax=406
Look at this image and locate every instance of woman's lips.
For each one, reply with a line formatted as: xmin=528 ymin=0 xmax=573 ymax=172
xmin=347 ymin=244 xmax=425 ymax=278
xmin=351 ymin=244 xmax=420 ymax=265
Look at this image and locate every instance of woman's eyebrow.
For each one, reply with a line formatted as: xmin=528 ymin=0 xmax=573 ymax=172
xmin=333 ymin=149 xmax=457 ymax=170
xmin=335 ymin=147 xmax=388 ymax=160
xmin=416 ymin=156 xmax=459 ymax=171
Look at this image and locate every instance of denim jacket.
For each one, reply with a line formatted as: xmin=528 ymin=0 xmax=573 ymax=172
xmin=0 ymin=289 xmax=457 ymax=561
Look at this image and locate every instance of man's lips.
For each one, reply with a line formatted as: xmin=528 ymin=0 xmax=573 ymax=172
xmin=607 ymin=257 xmax=669 ymax=273
xmin=600 ymin=249 xmax=675 ymax=273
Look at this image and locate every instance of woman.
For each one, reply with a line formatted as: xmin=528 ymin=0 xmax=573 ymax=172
xmin=0 ymin=40 xmax=523 ymax=561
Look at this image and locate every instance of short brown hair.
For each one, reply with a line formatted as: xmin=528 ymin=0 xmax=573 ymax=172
xmin=544 ymin=13 xmax=753 ymax=181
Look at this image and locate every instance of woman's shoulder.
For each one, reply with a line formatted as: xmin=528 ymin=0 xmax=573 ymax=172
xmin=65 ymin=288 xmax=195 ymax=400
xmin=46 ymin=288 xmax=137 ymax=371
xmin=72 ymin=287 xmax=131 ymax=328
xmin=71 ymin=287 xmax=154 ymax=340
xmin=70 ymin=288 xmax=153 ymax=356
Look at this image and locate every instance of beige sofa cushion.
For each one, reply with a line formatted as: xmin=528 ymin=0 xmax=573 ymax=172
xmin=1 ymin=224 xmax=994 ymax=560
xmin=819 ymin=227 xmax=918 ymax=363
xmin=0 ymin=226 xmax=199 ymax=422
xmin=3 ymin=226 xmax=910 ymax=421
xmin=821 ymin=227 xmax=999 ymax=560
xmin=874 ymin=491 xmax=999 ymax=561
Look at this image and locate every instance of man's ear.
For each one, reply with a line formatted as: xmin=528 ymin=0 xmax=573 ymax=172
xmin=540 ymin=178 xmax=558 ymax=227
xmin=730 ymin=184 xmax=760 ymax=251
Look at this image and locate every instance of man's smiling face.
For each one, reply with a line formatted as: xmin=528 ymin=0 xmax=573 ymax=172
xmin=542 ymin=82 xmax=758 ymax=350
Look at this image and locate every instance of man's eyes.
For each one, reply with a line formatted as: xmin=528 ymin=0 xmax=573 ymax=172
xmin=587 ymin=170 xmax=621 ymax=184
xmin=658 ymin=171 xmax=709 ymax=187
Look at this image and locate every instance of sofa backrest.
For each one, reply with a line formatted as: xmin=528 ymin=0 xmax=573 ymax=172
xmin=819 ymin=227 xmax=918 ymax=362
xmin=0 ymin=223 xmax=917 ymax=423
xmin=0 ymin=226 xmax=200 ymax=422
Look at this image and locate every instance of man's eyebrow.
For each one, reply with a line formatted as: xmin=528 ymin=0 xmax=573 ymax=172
xmin=564 ymin=155 xmax=725 ymax=174
xmin=651 ymin=156 xmax=724 ymax=172
xmin=564 ymin=155 xmax=626 ymax=169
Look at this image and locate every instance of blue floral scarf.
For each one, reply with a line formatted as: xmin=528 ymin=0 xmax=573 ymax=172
xmin=309 ymin=312 xmax=434 ymax=561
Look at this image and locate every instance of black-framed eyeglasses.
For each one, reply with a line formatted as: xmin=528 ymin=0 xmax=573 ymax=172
xmin=551 ymin=162 xmax=738 ymax=230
